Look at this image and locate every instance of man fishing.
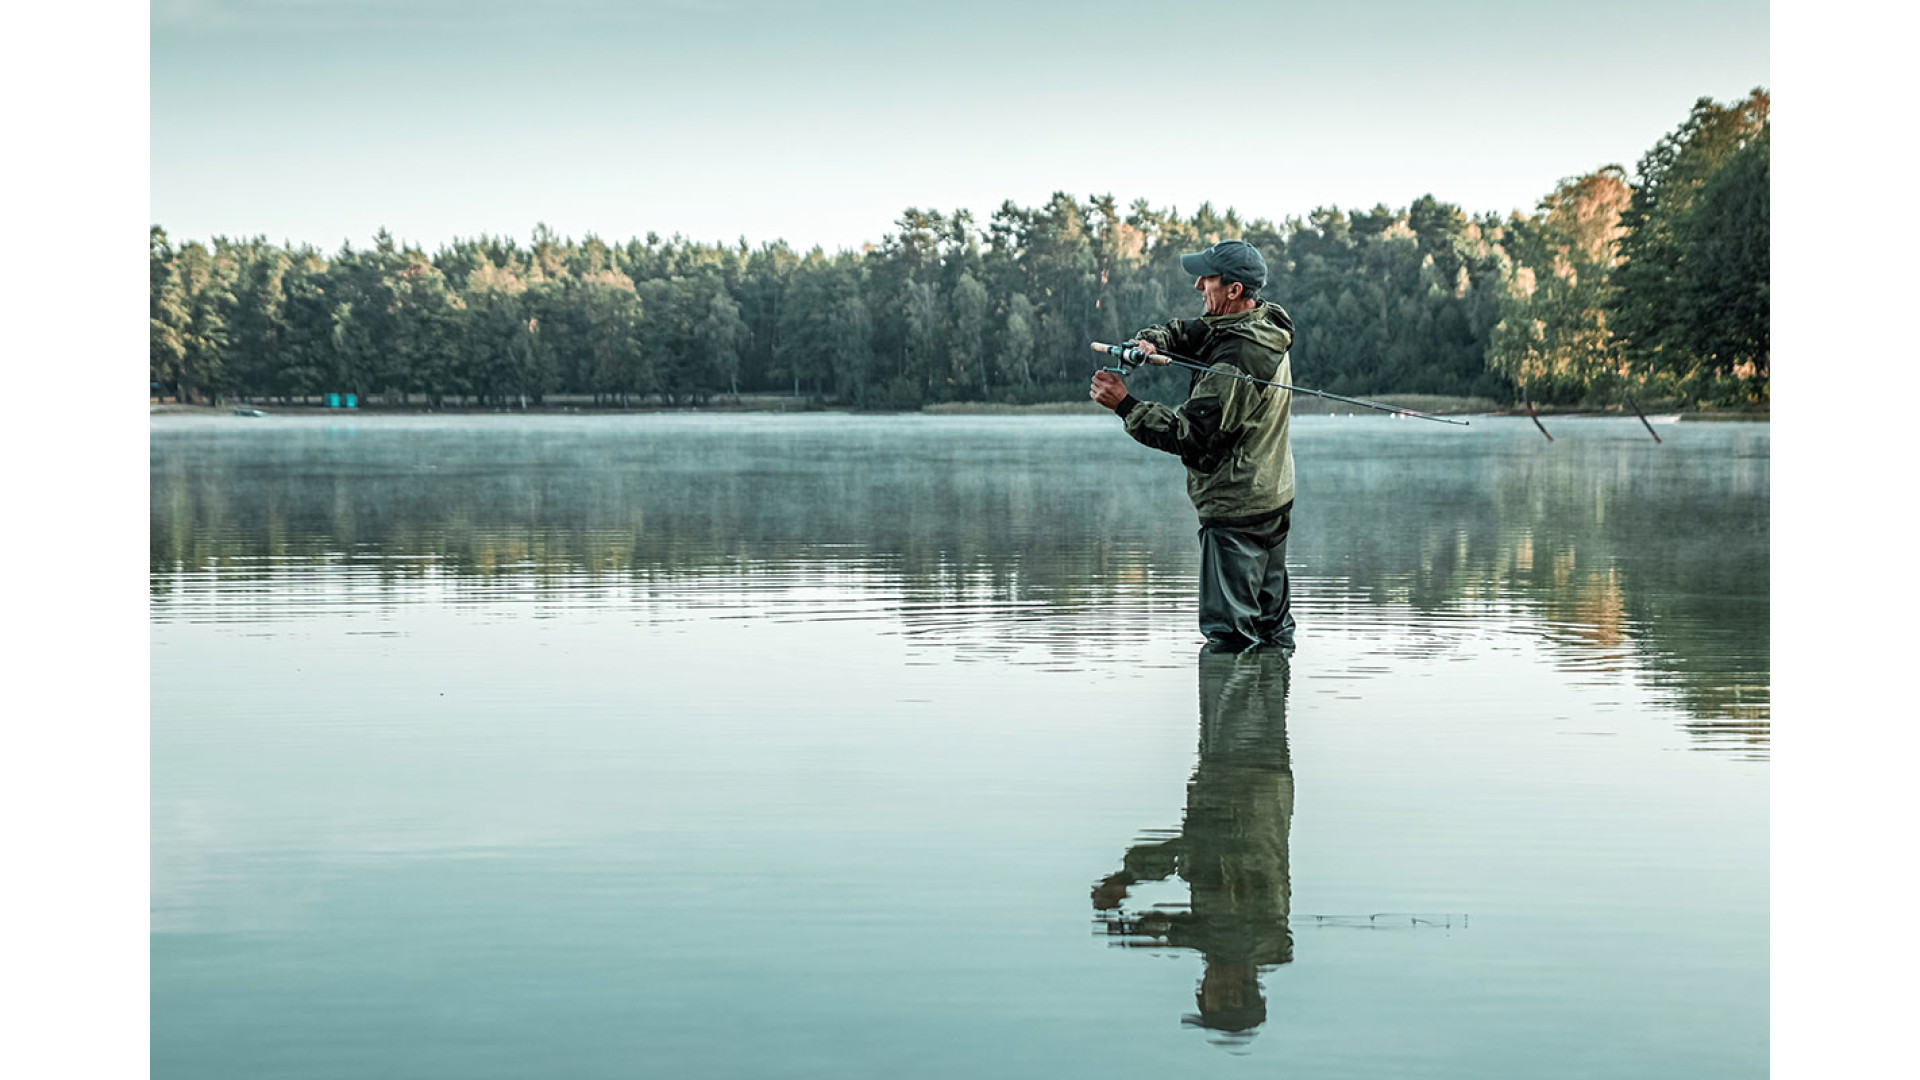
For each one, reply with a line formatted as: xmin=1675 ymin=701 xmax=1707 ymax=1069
xmin=1089 ymin=239 xmax=1297 ymax=653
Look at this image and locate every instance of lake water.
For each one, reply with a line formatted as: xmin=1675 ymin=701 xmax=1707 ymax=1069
xmin=151 ymin=413 xmax=1769 ymax=1078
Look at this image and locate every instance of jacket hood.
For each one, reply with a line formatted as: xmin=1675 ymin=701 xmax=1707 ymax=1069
xmin=1204 ymin=302 xmax=1294 ymax=353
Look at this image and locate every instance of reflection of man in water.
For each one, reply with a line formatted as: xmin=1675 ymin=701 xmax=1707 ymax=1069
xmin=1092 ymin=649 xmax=1294 ymax=1037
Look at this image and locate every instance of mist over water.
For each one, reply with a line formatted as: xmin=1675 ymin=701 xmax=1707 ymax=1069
xmin=152 ymin=414 xmax=1768 ymax=1077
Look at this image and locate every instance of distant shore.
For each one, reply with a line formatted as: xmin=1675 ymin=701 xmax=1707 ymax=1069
xmin=151 ymin=396 xmax=1767 ymax=421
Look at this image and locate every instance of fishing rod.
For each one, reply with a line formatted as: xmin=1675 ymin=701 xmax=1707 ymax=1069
xmin=1091 ymin=342 xmax=1470 ymax=427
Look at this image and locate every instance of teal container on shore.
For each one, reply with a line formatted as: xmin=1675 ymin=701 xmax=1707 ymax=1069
xmin=327 ymin=393 xmax=340 ymax=408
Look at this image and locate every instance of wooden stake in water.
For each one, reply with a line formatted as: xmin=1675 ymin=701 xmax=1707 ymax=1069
xmin=1523 ymin=388 xmax=1553 ymax=442
xmin=1624 ymin=395 xmax=1663 ymax=443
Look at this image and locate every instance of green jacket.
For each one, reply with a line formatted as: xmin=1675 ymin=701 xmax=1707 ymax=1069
xmin=1117 ymin=302 xmax=1296 ymax=528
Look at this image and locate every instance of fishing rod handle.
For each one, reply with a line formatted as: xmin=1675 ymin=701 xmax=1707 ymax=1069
xmin=1090 ymin=341 xmax=1145 ymax=363
xmin=1090 ymin=341 xmax=1170 ymax=367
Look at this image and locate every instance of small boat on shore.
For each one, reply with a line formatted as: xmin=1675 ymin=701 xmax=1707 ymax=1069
xmin=234 ymin=407 xmax=268 ymax=418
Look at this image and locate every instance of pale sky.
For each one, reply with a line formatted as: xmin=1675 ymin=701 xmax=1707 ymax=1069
xmin=151 ymin=0 xmax=1769 ymax=251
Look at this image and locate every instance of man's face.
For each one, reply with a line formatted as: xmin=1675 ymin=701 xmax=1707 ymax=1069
xmin=1195 ymin=274 xmax=1242 ymax=315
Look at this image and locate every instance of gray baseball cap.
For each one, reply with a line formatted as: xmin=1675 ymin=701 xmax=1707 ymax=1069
xmin=1179 ymin=240 xmax=1267 ymax=292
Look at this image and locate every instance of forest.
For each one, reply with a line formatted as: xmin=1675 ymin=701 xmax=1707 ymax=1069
xmin=150 ymin=90 xmax=1768 ymax=412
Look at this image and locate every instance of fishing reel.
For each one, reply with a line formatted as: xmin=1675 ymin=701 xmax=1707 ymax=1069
xmin=1091 ymin=341 xmax=1153 ymax=375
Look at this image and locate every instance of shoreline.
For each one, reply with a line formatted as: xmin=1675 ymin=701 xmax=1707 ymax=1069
xmin=151 ymin=400 xmax=1770 ymax=421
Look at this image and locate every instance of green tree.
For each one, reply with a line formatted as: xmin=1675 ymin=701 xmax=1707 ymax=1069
xmin=171 ymin=240 xmax=232 ymax=403
xmin=700 ymin=287 xmax=747 ymax=397
xmin=1671 ymin=128 xmax=1768 ymax=400
xmin=949 ymin=271 xmax=991 ymax=396
xmin=641 ymin=274 xmax=739 ymax=405
xmin=150 ymin=227 xmax=189 ymax=395
xmin=773 ymin=251 xmax=839 ymax=398
xmin=1001 ymin=293 xmax=1037 ymax=394
xmin=826 ymin=287 xmax=875 ymax=404
xmin=1612 ymin=89 xmax=1769 ymax=397
xmin=392 ymin=253 xmax=467 ymax=406
xmin=277 ymin=248 xmax=336 ymax=402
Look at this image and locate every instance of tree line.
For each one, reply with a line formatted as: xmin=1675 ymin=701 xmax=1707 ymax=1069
xmin=150 ymin=90 xmax=1767 ymax=411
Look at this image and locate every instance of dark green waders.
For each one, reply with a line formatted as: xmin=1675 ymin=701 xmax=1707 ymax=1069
xmin=1198 ymin=520 xmax=1295 ymax=652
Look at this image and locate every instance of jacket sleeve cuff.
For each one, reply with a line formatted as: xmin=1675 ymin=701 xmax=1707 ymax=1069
xmin=1114 ymin=394 xmax=1141 ymax=419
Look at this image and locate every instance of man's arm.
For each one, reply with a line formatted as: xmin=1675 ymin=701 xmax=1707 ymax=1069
xmin=1092 ymin=836 xmax=1184 ymax=910
xmin=1131 ymin=318 xmax=1206 ymax=356
xmin=1118 ymin=366 xmax=1244 ymax=472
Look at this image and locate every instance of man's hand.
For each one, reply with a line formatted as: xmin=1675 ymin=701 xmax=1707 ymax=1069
xmin=1126 ymin=338 xmax=1169 ymax=365
xmin=1090 ymin=370 xmax=1129 ymax=410
xmin=1091 ymin=871 xmax=1135 ymax=911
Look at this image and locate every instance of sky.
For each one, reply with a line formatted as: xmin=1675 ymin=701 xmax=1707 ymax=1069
xmin=151 ymin=0 xmax=1769 ymax=251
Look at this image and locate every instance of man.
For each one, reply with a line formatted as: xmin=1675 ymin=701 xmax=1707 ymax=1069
xmin=1089 ymin=239 xmax=1296 ymax=652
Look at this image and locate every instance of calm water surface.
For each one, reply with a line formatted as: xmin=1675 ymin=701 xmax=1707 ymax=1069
xmin=151 ymin=414 xmax=1768 ymax=1077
